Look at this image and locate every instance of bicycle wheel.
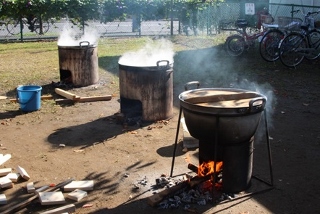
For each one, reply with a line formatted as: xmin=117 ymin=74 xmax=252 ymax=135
xmin=259 ymin=29 xmax=285 ymax=62
xmin=225 ymin=34 xmax=246 ymax=56
xmin=34 ymin=19 xmax=50 ymax=35
xmin=279 ymin=32 xmax=306 ymax=68
xmin=305 ymin=29 xmax=320 ymax=60
xmin=6 ymin=19 xmax=20 ymax=35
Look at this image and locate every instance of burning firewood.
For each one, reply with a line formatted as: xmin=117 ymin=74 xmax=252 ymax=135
xmin=147 ymin=170 xmax=219 ymax=207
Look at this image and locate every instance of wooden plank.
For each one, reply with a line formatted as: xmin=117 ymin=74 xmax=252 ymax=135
xmin=0 ymin=177 xmax=13 ymax=189
xmin=54 ymin=88 xmax=80 ymax=101
xmin=64 ymin=180 xmax=94 ymax=191
xmin=39 ymin=204 xmax=76 ymax=214
xmin=0 ymin=194 xmax=7 ymax=205
xmin=35 ymin=185 xmax=50 ymax=194
xmin=9 ymin=95 xmax=53 ymax=103
xmin=0 ymin=178 xmax=74 ymax=214
xmin=16 ymin=165 xmax=30 ymax=181
xmin=78 ymin=95 xmax=112 ymax=102
xmin=0 ymin=154 xmax=11 ymax=166
xmin=27 ymin=182 xmax=35 ymax=193
xmin=6 ymin=172 xmax=20 ymax=183
xmin=0 ymin=168 xmax=12 ymax=177
xmin=38 ymin=192 xmax=65 ymax=205
xmin=66 ymin=189 xmax=87 ymax=201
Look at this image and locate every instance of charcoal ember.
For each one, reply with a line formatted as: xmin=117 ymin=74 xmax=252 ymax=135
xmin=158 ymin=200 xmax=169 ymax=209
xmin=218 ymin=192 xmax=235 ymax=202
xmin=155 ymin=177 xmax=170 ymax=187
xmin=174 ymin=195 xmax=181 ymax=202
xmin=166 ymin=181 xmax=176 ymax=188
xmin=203 ymin=191 xmax=213 ymax=201
xmin=197 ymin=198 xmax=206 ymax=205
xmin=139 ymin=177 xmax=148 ymax=186
xmin=184 ymin=204 xmax=191 ymax=210
xmin=180 ymin=192 xmax=194 ymax=203
xmin=168 ymin=197 xmax=181 ymax=208
xmin=133 ymin=184 xmax=140 ymax=189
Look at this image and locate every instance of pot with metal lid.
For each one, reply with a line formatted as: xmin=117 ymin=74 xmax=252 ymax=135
xmin=179 ymin=82 xmax=266 ymax=144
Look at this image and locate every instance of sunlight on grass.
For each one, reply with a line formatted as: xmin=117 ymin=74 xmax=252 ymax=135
xmin=0 ymin=36 xmax=225 ymax=99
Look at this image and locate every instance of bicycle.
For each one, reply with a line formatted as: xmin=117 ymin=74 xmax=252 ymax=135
xmin=6 ymin=17 xmax=51 ymax=35
xmin=259 ymin=11 xmax=303 ymax=62
xmin=279 ymin=10 xmax=320 ymax=68
xmin=223 ymin=18 xmax=274 ymax=57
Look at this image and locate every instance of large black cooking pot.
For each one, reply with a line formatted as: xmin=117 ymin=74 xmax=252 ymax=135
xmin=180 ymin=87 xmax=266 ymax=144
xmin=119 ymin=60 xmax=173 ymax=121
xmin=58 ymin=41 xmax=98 ymax=87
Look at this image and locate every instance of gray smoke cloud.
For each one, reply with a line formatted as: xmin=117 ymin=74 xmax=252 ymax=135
xmin=57 ymin=24 xmax=100 ymax=46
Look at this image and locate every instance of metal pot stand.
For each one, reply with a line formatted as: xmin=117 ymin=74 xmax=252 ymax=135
xmin=170 ymin=82 xmax=274 ymax=203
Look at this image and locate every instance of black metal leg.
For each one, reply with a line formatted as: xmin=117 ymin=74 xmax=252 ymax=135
xmin=264 ymin=109 xmax=274 ymax=186
xmin=212 ymin=117 xmax=219 ymax=196
xmin=170 ymin=107 xmax=183 ymax=177
xmin=252 ymin=109 xmax=274 ymax=187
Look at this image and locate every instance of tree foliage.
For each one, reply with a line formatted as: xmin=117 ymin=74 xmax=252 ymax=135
xmin=0 ymin=0 xmax=225 ymax=25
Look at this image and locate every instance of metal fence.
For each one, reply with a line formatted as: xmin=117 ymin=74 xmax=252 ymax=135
xmin=1 ymin=3 xmax=320 ymax=42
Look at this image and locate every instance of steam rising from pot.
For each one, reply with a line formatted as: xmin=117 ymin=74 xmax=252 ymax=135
xmin=57 ymin=24 xmax=100 ymax=46
xmin=118 ymin=38 xmax=175 ymax=67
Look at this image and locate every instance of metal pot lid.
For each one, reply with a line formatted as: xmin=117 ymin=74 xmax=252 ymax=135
xmin=179 ymin=88 xmax=266 ymax=109
xmin=119 ymin=60 xmax=173 ymax=69
xmin=58 ymin=41 xmax=97 ymax=48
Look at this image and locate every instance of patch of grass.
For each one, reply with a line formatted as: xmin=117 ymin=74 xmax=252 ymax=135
xmin=0 ymin=36 xmax=226 ymax=98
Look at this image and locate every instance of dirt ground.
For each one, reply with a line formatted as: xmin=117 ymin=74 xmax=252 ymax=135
xmin=0 ymin=42 xmax=320 ymax=214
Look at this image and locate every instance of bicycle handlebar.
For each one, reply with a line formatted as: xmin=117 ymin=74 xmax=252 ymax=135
xmin=306 ymin=10 xmax=320 ymax=16
xmin=291 ymin=10 xmax=300 ymax=14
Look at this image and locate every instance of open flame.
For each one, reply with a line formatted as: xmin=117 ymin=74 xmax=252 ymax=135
xmin=198 ymin=161 xmax=223 ymax=177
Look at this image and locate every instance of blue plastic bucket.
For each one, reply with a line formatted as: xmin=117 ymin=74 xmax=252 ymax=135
xmin=17 ymin=85 xmax=42 ymax=112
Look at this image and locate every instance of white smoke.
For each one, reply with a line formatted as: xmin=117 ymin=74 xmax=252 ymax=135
xmin=57 ymin=23 xmax=100 ymax=46
xmin=118 ymin=38 xmax=175 ymax=67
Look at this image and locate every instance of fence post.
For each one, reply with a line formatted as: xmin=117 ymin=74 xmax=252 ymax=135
xmin=170 ymin=0 xmax=173 ymax=36
xmin=19 ymin=18 xmax=23 ymax=42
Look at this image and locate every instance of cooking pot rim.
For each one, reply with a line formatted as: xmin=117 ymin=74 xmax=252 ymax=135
xmin=179 ymin=87 xmax=267 ymax=112
xmin=58 ymin=44 xmax=97 ymax=48
xmin=118 ymin=61 xmax=173 ymax=69
xmin=179 ymin=87 xmax=265 ymax=99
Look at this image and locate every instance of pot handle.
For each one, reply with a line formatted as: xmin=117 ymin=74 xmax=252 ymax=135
xmin=157 ymin=60 xmax=169 ymax=68
xmin=79 ymin=41 xmax=90 ymax=47
xmin=184 ymin=81 xmax=200 ymax=91
xmin=249 ymin=97 xmax=266 ymax=112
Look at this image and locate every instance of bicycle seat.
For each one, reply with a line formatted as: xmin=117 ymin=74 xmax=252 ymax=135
xmin=236 ymin=19 xmax=248 ymax=28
